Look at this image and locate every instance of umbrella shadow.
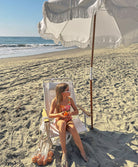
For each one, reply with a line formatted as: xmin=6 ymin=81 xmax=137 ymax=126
xmin=65 ymin=128 xmax=138 ymax=167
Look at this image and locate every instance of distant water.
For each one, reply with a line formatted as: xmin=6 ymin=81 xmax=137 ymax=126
xmin=0 ymin=37 xmax=73 ymax=59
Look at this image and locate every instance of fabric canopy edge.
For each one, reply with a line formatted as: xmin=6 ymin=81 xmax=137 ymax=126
xmin=42 ymin=0 xmax=103 ymax=23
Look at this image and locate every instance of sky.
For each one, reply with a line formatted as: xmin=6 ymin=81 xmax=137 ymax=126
xmin=0 ymin=0 xmax=46 ymax=37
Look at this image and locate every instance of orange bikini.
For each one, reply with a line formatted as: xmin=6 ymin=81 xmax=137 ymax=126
xmin=55 ymin=97 xmax=72 ymax=123
xmin=60 ymin=97 xmax=71 ymax=112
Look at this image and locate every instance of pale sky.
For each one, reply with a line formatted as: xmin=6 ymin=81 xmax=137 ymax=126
xmin=0 ymin=0 xmax=46 ymax=37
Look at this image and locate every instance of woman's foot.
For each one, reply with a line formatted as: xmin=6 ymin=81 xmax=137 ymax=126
xmin=61 ymin=153 xmax=68 ymax=167
xmin=81 ymin=152 xmax=88 ymax=162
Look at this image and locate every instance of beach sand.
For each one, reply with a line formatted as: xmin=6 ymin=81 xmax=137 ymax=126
xmin=0 ymin=44 xmax=138 ymax=167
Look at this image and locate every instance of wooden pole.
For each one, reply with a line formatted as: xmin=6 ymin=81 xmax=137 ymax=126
xmin=90 ymin=13 xmax=96 ymax=129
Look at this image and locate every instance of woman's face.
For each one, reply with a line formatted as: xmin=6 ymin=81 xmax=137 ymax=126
xmin=62 ymin=86 xmax=70 ymax=97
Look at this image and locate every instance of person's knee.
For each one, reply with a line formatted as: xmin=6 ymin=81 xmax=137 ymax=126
xmin=68 ymin=125 xmax=77 ymax=134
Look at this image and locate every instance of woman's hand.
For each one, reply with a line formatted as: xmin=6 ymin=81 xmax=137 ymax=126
xmin=57 ymin=111 xmax=72 ymax=122
xmin=64 ymin=111 xmax=72 ymax=122
xmin=67 ymin=111 xmax=72 ymax=117
xmin=58 ymin=112 xmax=66 ymax=119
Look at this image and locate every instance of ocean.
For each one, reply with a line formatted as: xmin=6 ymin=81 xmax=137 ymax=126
xmin=0 ymin=37 xmax=73 ymax=59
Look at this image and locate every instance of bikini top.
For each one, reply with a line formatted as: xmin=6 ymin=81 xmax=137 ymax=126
xmin=60 ymin=97 xmax=71 ymax=112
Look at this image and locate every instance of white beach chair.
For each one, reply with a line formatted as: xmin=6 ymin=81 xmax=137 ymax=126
xmin=40 ymin=78 xmax=90 ymax=146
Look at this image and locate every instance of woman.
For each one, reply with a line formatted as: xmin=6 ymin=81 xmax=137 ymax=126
xmin=49 ymin=83 xmax=88 ymax=166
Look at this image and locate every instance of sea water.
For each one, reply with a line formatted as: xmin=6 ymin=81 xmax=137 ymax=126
xmin=0 ymin=37 xmax=74 ymax=59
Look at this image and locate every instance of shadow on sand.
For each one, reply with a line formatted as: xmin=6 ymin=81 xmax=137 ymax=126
xmin=53 ymin=128 xmax=138 ymax=167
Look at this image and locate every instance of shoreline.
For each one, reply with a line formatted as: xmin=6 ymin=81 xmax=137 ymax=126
xmin=1 ymin=42 xmax=137 ymax=62
xmin=0 ymin=47 xmax=86 ymax=62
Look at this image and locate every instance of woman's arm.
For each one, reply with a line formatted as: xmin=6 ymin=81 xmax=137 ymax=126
xmin=70 ymin=97 xmax=78 ymax=115
xmin=49 ymin=98 xmax=65 ymax=119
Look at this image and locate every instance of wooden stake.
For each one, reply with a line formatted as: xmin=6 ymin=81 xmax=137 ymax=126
xmin=90 ymin=13 xmax=96 ymax=129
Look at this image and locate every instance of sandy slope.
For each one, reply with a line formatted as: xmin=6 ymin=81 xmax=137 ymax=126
xmin=0 ymin=44 xmax=138 ymax=167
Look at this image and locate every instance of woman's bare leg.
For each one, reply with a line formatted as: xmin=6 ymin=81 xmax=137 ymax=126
xmin=56 ymin=120 xmax=68 ymax=166
xmin=67 ymin=121 xmax=88 ymax=162
xmin=56 ymin=120 xmax=67 ymax=154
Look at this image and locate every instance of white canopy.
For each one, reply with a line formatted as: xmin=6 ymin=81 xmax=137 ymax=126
xmin=38 ymin=0 xmax=138 ymax=48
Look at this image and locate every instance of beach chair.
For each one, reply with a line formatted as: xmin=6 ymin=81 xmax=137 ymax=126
xmin=40 ymin=78 xmax=90 ymax=146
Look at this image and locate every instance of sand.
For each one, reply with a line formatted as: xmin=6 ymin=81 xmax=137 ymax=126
xmin=0 ymin=44 xmax=138 ymax=167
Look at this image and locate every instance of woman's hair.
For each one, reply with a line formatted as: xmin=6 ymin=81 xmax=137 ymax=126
xmin=55 ymin=83 xmax=69 ymax=112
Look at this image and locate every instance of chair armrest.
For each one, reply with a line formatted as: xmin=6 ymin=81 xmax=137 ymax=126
xmin=42 ymin=109 xmax=50 ymax=122
xmin=42 ymin=116 xmax=49 ymax=122
xmin=77 ymin=105 xmax=91 ymax=117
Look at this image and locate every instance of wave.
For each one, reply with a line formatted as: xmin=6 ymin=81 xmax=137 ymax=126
xmin=0 ymin=43 xmax=61 ymax=48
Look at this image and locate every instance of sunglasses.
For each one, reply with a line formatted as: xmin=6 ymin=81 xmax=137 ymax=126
xmin=63 ymin=90 xmax=70 ymax=93
xmin=63 ymin=88 xmax=70 ymax=93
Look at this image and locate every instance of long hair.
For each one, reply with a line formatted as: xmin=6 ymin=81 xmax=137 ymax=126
xmin=55 ymin=83 xmax=68 ymax=113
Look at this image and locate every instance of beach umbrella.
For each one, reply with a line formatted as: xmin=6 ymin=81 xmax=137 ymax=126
xmin=38 ymin=0 xmax=138 ymax=129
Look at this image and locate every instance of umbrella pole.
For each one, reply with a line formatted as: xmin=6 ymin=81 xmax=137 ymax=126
xmin=90 ymin=13 xmax=96 ymax=129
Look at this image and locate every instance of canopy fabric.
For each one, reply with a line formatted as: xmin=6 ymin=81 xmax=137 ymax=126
xmin=38 ymin=0 xmax=138 ymax=48
xmin=105 ymin=0 xmax=138 ymax=45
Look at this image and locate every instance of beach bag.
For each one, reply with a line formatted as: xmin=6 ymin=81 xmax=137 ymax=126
xmin=32 ymin=121 xmax=54 ymax=166
xmin=32 ymin=138 xmax=54 ymax=166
